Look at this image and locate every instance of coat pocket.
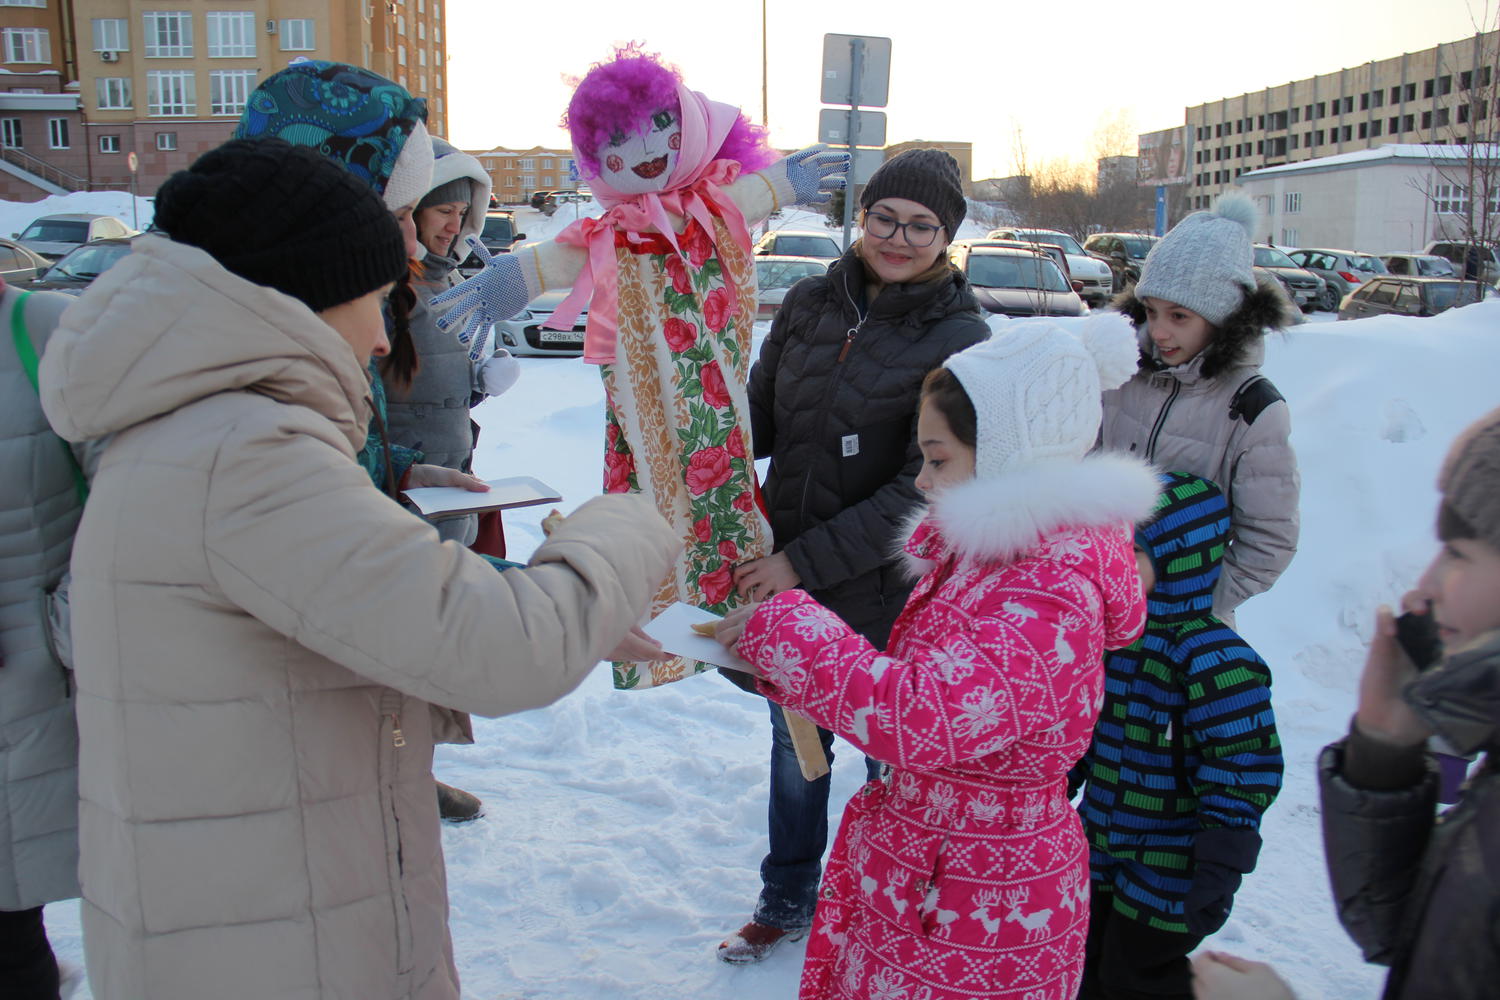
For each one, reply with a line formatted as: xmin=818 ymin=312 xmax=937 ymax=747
xmin=837 ymin=415 xmax=913 ymax=506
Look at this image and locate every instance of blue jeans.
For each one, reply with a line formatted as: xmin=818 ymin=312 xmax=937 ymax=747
xmin=753 ymin=699 xmax=883 ymax=930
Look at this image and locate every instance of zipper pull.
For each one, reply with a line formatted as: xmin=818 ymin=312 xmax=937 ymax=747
xmin=838 ymin=327 xmax=857 ymax=363
xmin=390 ymin=714 xmax=406 ymax=748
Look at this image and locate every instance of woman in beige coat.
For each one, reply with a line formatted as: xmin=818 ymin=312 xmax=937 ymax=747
xmin=39 ymin=139 xmax=677 ymax=1000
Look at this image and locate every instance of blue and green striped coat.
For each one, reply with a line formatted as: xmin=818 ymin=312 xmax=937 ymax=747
xmin=1075 ymin=471 xmax=1283 ymax=932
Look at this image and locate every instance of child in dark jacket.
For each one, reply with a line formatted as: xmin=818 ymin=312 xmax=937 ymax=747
xmin=1075 ymin=471 xmax=1284 ymax=1000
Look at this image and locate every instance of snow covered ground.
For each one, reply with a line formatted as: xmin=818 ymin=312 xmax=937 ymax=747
xmin=21 ymin=190 xmax=1498 ymax=998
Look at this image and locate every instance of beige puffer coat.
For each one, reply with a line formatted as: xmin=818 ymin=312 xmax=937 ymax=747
xmin=39 ymin=235 xmax=677 ymax=1000
xmin=1100 ymin=311 xmax=1299 ymax=616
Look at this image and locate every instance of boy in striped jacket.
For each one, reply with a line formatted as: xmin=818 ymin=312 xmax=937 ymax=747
xmin=1074 ymin=471 xmax=1284 ymax=999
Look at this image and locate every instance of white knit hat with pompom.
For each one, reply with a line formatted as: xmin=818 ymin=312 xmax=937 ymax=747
xmin=1134 ymin=192 xmax=1258 ymax=326
xmin=943 ymin=313 xmax=1139 ymax=479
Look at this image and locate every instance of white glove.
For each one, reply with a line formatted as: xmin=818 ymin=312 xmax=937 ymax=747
xmin=477 ymin=349 xmax=521 ymax=398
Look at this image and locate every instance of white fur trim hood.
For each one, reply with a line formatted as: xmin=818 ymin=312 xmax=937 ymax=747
xmin=902 ymin=452 xmax=1160 ymax=573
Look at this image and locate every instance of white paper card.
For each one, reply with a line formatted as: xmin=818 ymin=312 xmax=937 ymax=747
xmin=404 ymin=475 xmax=562 ymax=519
xmin=642 ymin=602 xmax=754 ymax=672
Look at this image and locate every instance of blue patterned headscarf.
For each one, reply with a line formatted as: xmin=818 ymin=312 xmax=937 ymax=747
xmin=235 ymin=60 xmax=433 ymax=210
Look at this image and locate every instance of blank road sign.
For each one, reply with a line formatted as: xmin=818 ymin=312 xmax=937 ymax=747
xmin=850 ymin=148 xmax=885 ymax=184
xmin=821 ymin=33 xmax=892 ymax=108
xmin=818 ymin=109 xmax=887 ymax=147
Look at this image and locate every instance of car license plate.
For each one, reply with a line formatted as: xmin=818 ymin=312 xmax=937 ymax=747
xmin=539 ymin=329 xmax=582 ymax=344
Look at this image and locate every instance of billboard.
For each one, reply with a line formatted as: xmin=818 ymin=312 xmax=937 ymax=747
xmin=1137 ymin=126 xmax=1190 ymax=186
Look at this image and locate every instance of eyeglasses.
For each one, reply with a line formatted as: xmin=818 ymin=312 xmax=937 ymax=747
xmin=863 ymin=210 xmax=944 ymax=247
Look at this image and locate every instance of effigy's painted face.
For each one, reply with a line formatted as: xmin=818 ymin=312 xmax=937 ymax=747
xmin=595 ymin=105 xmax=682 ymax=194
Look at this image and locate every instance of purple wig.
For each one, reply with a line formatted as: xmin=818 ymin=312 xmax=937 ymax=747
xmin=564 ymin=44 xmax=777 ymax=178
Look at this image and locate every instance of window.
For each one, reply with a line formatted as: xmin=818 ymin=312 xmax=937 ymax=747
xmin=1390 ymin=85 xmax=1401 ymax=103
xmin=1368 ymin=281 xmax=1398 ymax=305
xmin=280 ymin=19 xmax=315 ymax=51
xmin=418 ymin=47 xmax=426 ymax=66
xmin=1370 ymin=119 xmax=1382 ymax=136
xmin=210 ymin=69 xmax=255 ymax=115
xmin=1462 ymin=70 xmax=1473 ymax=90
xmin=1403 ymin=114 xmax=1415 ymax=132
xmin=98 ymin=134 xmax=120 ymax=153
xmin=418 ymin=21 xmax=425 ymax=39
xmin=542 ymin=175 xmax=553 ymax=186
xmin=1316 ymin=101 xmax=1326 ymax=118
xmin=1436 ymin=107 xmax=1450 ymax=127
xmin=397 ymin=44 xmax=405 ymax=66
xmin=1439 ymin=75 xmax=1452 ymax=96
xmin=1406 ymin=83 xmax=1417 ymax=102
xmin=434 ymin=2 xmax=440 ymax=16
xmin=433 ymin=96 xmax=442 ymax=114
xmin=1284 ymin=192 xmax=1301 ymax=214
xmin=1291 ymin=107 xmax=1301 ymax=124
xmin=398 ymin=15 xmax=406 ymax=35
xmin=146 ymin=69 xmax=195 ymax=116
xmin=206 ymin=12 xmax=255 ymax=58
xmin=143 ymin=11 xmax=193 ymax=58
xmin=1395 ymin=284 xmax=1423 ymax=315
xmin=1359 ymin=122 xmax=1368 ymax=139
xmin=97 ymin=76 xmax=131 ymax=109
xmin=0 ymin=118 xmax=20 ymax=147
xmin=1280 ymin=227 xmax=1299 ymax=246
xmin=155 ymin=131 xmax=176 ymax=151
xmin=521 ymin=173 xmax=535 ymax=190
xmin=1424 ymin=78 xmax=1434 ymax=99
xmin=1372 ymin=90 xmax=1383 ymax=108
xmin=434 ymin=26 xmax=441 ymax=43
xmin=1341 ymin=125 xmax=1352 ymax=141
xmin=1433 ymin=183 xmax=1469 ymax=215
xmin=520 ymin=158 xmax=534 ymax=169
xmin=3 ymin=27 xmax=51 ymax=63
xmin=1460 ymin=103 xmax=1470 ymax=124
xmin=1422 ymin=110 xmax=1433 ymax=130
xmin=47 ymin=117 xmax=67 ymax=148
xmin=418 ymin=73 xmax=427 ymax=93
xmin=92 ymin=18 xmax=128 ymax=52
xmin=0 ymin=0 xmax=47 ymax=6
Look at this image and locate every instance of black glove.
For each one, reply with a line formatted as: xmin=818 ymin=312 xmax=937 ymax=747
xmin=1182 ymin=827 xmax=1262 ymax=937
xmin=1183 ymin=860 xmax=1242 ymax=936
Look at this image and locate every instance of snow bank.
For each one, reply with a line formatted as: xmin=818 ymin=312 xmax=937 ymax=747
xmin=41 ymin=251 xmax=1500 ymax=1000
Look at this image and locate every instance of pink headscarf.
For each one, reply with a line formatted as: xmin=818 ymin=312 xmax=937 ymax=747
xmin=545 ymin=82 xmax=753 ymax=364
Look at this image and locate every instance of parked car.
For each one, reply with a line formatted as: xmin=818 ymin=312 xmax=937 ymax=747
xmin=985 ymin=228 xmax=1112 ymax=306
xmin=1253 ymin=244 xmax=1324 ymax=311
xmin=0 ymin=236 xmax=54 ymax=286
xmin=1083 ymin=232 xmax=1159 ymax=291
xmin=754 ymin=255 xmax=829 ymax=320
xmin=948 ymin=244 xmax=1086 ymax=318
xmin=1381 ymin=253 xmax=1456 ymax=278
xmin=1287 ymin=247 xmax=1387 ymax=312
xmin=1423 ymin=240 xmax=1500 ymax=283
xmin=14 ymin=213 xmax=134 ymax=261
xmin=28 ymin=236 xmax=136 ymax=295
xmin=457 ymin=210 xmax=527 ymax=277
xmin=1337 ymin=275 xmax=1493 ymax=320
xmin=753 ymin=230 xmax=842 ymax=260
xmin=951 ymin=238 xmax=1072 ymax=285
xmin=492 ymin=290 xmax=588 ymax=357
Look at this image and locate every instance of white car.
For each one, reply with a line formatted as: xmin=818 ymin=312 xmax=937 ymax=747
xmin=987 ymin=228 xmax=1113 ymax=306
xmin=493 ymin=291 xmax=588 ymax=358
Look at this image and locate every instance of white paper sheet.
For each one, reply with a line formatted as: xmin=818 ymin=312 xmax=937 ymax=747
xmin=641 ymin=602 xmax=754 ymax=673
xmin=403 ymin=475 xmax=562 ymax=519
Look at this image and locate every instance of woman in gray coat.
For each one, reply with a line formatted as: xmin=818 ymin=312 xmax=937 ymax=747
xmin=0 ymin=280 xmax=86 ymax=997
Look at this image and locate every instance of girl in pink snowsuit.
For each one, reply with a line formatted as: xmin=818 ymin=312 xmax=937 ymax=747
xmin=717 ymin=316 xmax=1159 ymax=1000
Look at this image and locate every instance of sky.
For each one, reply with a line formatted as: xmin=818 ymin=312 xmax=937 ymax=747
xmin=445 ymin=0 xmax=1489 ymax=180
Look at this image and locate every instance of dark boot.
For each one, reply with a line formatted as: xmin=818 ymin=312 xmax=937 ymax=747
xmin=716 ymin=920 xmax=808 ymax=965
xmin=436 ymin=781 xmax=483 ymax=823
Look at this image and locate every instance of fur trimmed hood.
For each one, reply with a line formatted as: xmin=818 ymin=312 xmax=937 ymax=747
xmin=902 ymin=452 xmax=1160 ymax=573
xmin=1114 ymin=275 xmax=1299 ymax=380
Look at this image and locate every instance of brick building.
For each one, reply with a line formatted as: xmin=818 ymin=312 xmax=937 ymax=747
xmin=0 ymin=0 xmax=448 ymax=199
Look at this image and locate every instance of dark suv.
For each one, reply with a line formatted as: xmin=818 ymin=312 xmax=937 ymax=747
xmin=458 ymin=211 xmax=526 ymax=277
xmin=1083 ymin=233 xmax=1159 ymax=292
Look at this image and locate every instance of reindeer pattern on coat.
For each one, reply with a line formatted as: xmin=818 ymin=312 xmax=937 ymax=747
xmin=736 ymin=455 xmax=1158 ymax=1000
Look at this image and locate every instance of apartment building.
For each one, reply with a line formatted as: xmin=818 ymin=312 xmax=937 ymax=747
xmin=1184 ymin=30 xmax=1498 ymax=210
xmin=471 ymin=146 xmax=579 ymax=205
xmin=0 ymin=0 xmax=447 ymax=198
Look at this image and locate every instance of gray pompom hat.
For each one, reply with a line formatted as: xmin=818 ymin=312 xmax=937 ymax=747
xmin=1134 ymin=193 xmax=1259 ymax=327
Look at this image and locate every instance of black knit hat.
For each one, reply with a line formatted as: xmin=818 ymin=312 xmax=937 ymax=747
xmin=859 ymin=148 xmax=966 ymax=240
xmin=153 ymin=137 xmax=407 ymax=313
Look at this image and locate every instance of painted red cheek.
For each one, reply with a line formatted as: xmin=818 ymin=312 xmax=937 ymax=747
xmin=668 ymin=133 xmax=682 ymax=150
xmin=605 ymin=154 xmax=624 ymax=172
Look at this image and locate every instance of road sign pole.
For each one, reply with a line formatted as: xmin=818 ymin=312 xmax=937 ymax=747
xmin=841 ymin=38 xmax=864 ymax=251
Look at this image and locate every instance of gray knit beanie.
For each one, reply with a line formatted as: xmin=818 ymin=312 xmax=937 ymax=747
xmin=1134 ymin=193 xmax=1258 ymax=326
xmin=860 ymin=148 xmax=966 ymax=240
xmin=1437 ymin=405 xmax=1500 ymax=551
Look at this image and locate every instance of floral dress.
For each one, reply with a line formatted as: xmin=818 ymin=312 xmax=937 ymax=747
xmin=600 ymin=210 xmax=772 ymax=689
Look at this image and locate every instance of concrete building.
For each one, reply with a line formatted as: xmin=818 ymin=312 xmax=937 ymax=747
xmin=1097 ymin=154 xmax=1137 ymax=190
xmin=0 ymin=0 xmax=447 ymax=198
xmin=469 ymin=145 xmax=579 ymax=205
xmin=1236 ymin=143 xmax=1500 ymax=252
xmin=1184 ymin=30 xmax=1498 ymax=212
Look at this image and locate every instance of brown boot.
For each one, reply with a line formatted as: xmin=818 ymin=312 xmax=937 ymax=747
xmin=716 ymin=921 xmax=808 ymax=965
xmin=436 ymin=781 xmax=483 ymax=823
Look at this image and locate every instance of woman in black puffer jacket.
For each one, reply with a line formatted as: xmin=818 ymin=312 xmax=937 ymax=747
xmin=718 ymin=149 xmax=989 ymax=964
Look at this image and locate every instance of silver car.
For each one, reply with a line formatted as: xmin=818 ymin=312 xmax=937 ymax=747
xmin=1287 ymin=248 xmax=1387 ymax=312
xmin=492 ymin=291 xmax=588 ymax=358
xmin=15 ymin=213 xmax=134 ymax=261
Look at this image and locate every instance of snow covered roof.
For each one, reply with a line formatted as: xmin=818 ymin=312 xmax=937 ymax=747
xmin=1240 ymin=143 xmax=1500 ymax=181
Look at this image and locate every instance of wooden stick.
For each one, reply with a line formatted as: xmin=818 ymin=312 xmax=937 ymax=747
xmin=781 ymin=706 xmax=830 ymax=781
